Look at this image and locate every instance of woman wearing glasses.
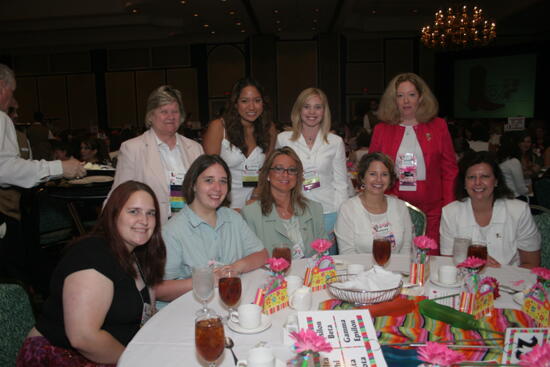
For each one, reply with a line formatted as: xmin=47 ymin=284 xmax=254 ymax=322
xmin=241 ymin=147 xmax=327 ymax=259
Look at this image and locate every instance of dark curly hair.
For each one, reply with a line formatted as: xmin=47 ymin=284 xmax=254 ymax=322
xmin=456 ymin=151 xmax=514 ymax=202
xmin=223 ymin=77 xmax=272 ymax=155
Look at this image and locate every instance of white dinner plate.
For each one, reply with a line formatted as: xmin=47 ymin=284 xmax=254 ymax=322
xmin=228 ymin=314 xmax=272 ymax=334
xmin=430 ymin=273 xmax=463 ymax=288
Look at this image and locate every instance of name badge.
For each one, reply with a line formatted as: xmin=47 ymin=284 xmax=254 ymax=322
xmin=371 ymin=221 xmax=396 ymax=249
xmin=292 ymin=243 xmax=305 ymax=259
xmin=169 ymin=171 xmax=185 ymax=213
xmin=303 ymin=169 xmax=321 ymax=191
xmin=397 ymin=153 xmax=417 ymax=191
xmin=243 ymin=164 xmax=259 ymax=187
xmin=141 ymin=301 xmax=156 ymax=327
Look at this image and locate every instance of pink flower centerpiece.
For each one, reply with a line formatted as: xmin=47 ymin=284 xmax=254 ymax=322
xmin=518 ymin=343 xmax=550 ymax=367
xmin=532 ymin=267 xmax=550 ymax=281
xmin=310 ymin=239 xmax=332 ymax=257
xmin=412 ymin=236 xmax=437 ymax=264
xmin=457 ymin=256 xmax=487 ymax=270
xmin=267 ymin=257 xmax=289 ymax=276
xmin=417 ymin=341 xmax=465 ymax=367
xmin=289 ymin=328 xmax=333 ymax=367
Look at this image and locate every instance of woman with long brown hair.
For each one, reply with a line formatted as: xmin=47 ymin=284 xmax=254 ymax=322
xmin=202 ymin=77 xmax=276 ymax=210
xmin=18 ymin=181 xmax=166 ymax=366
xmin=241 ymin=147 xmax=327 ymax=258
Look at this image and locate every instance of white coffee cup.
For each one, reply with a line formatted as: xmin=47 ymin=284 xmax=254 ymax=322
xmin=289 ymin=286 xmax=312 ymax=311
xmin=230 ymin=304 xmax=262 ymax=329
xmin=236 ymin=346 xmax=275 ymax=367
xmin=438 ymin=265 xmax=458 ymax=285
xmin=285 ymin=275 xmax=303 ymax=296
xmin=347 ymin=263 xmax=365 ymax=275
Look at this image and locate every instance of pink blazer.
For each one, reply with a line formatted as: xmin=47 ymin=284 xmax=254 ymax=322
xmin=109 ymin=129 xmax=204 ymax=224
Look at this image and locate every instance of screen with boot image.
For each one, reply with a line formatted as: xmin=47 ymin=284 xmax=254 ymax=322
xmin=453 ymin=54 xmax=536 ymax=118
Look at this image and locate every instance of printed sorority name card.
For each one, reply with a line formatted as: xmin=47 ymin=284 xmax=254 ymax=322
xmin=501 ymin=327 xmax=550 ymax=364
xmin=296 ymin=310 xmax=387 ymax=367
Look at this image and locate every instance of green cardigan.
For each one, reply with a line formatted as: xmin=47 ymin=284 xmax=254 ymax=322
xmin=241 ymin=199 xmax=328 ymax=258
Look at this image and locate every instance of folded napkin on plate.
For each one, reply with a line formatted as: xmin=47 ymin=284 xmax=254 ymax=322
xmin=333 ymin=266 xmax=402 ymax=291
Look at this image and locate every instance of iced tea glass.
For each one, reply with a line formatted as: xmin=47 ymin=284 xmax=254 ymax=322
xmin=272 ymin=243 xmax=292 ymax=273
xmin=372 ymin=237 xmax=392 ymax=267
xmin=195 ymin=311 xmax=225 ymax=367
xmin=218 ymin=269 xmax=241 ymax=320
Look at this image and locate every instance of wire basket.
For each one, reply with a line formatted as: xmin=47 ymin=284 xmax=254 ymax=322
xmin=327 ymin=273 xmax=402 ymax=305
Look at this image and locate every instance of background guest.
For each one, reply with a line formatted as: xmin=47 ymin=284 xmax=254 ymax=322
xmin=497 ymin=131 xmax=530 ymax=200
xmin=276 ymin=88 xmax=348 ymax=254
xmin=335 ymin=152 xmax=413 ymax=255
xmin=156 ymin=155 xmax=267 ymax=305
xmin=17 ymin=181 xmax=166 ymax=366
xmin=109 ymin=85 xmax=203 ymax=225
xmin=79 ymin=135 xmax=111 ymax=165
xmin=202 ymin=77 xmax=276 ymax=210
xmin=369 ymin=72 xmax=457 ymax=251
xmin=241 ymin=147 xmax=327 ymax=259
xmin=440 ymin=151 xmax=540 ymax=268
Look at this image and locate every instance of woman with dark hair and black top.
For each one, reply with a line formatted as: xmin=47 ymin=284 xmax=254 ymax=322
xmin=17 ymin=181 xmax=166 ymax=366
xmin=80 ymin=135 xmax=111 ymax=165
xmin=440 ymin=151 xmax=540 ymax=268
xmin=202 ymin=77 xmax=276 ymax=210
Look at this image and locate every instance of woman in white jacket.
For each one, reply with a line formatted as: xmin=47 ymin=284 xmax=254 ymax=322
xmin=440 ymin=151 xmax=540 ymax=268
xmin=335 ymin=152 xmax=413 ymax=254
xmin=276 ymin=88 xmax=348 ymax=253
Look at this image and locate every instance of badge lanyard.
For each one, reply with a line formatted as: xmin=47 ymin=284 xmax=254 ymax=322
xmin=134 ymin=254 xmax=155 ymax=327
xmin=169 ymin=171 xmax=185 ymax=213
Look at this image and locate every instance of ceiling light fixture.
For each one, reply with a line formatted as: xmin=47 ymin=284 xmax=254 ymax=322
xmin=228 ymin=10 xmax=236 ymax=15
xmin=421 ymin=5 xmax=496 ymax=48
xmin=193 ymin=13 xmax=199 ymax=17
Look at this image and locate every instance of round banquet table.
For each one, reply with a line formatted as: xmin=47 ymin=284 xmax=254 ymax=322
xmin=117 ymin=254 xmax=535 ymax=367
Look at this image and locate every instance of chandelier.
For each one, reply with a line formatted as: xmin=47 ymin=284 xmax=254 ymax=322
xmin=421 ymin=5 xmax=496 ymax=48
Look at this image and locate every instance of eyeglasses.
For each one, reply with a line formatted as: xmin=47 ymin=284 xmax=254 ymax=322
xmin=269 ymin=166 xmax=299 ymax=176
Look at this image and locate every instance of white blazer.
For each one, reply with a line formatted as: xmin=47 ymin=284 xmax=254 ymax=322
xmin=109 ymin=129 xmax=204 ymax=224
xmin=276 ymin=131 xmax=348 ymax=214
xmin=335 ymin=195 xmax=413 ymax=255
xmin=440 ymin=198 xmax=541 ymax=265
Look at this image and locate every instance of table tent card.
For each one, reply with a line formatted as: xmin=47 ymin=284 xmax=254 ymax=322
xmin=296 ymin=310 xmax=387 ymax=367
xmin=501 ymin=327 xmax=550 ymax=364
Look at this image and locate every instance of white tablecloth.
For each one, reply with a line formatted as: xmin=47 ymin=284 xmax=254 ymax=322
xmin=118 ymin=254 xmax=535 ymax=367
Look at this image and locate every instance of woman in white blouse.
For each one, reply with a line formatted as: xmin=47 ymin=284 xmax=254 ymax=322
xmin=203 ymin=77 xmax=276 ymax=210
xmin=335 ymin=152 xmax=413 ymax=254
xmin=276 ymin=88 xmax=348 ymax=253
xmin=440 ymin=151 xmax=540 ymax=268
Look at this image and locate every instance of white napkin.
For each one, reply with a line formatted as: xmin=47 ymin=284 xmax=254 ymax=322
xmin=333 ymin=266 xmax=402 ymax=291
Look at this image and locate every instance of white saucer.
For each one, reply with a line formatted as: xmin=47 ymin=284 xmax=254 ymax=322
xmin=228 ymin=314 xmax=272 ymax=334
xmin=430 ymin=274 xmax=463 ymax=288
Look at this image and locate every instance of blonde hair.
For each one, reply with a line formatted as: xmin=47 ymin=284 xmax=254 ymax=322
xmin=144 ymin=85 xmax=185 ymax=128
xmin=378 ymin=73 xmax=438 ymax=124
xmin=290 ymin=88 xmax=331 ymax=143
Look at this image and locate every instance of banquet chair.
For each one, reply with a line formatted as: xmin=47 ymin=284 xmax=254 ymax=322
xmin=0 ymin=283 xmax=35 ymax=366
xmin=530 ymin=204 xmax=550 ymax=269
xmin=405 ymin=202 xmax=427 ymax=237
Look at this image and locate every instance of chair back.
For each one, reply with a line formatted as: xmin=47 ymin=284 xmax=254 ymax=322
xmin=530 ymin=205 xmax=550 ymax=269
xmin=405 ymin=202 xmax=427 ymax=237
xmin=0 ymin=283 xmax=35 ymax=366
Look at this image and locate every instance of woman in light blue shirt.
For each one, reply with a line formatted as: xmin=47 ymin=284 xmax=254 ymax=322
xmin=155 ymin=155 xmax=268 ymax=304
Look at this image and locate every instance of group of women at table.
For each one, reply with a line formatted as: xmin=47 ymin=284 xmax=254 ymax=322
xmin=16 ymin=73 xmax=542 ymax=366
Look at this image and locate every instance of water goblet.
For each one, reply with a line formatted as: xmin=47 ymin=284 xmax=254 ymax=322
xmin=192 ymin=266 xmax=214 ymax=316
